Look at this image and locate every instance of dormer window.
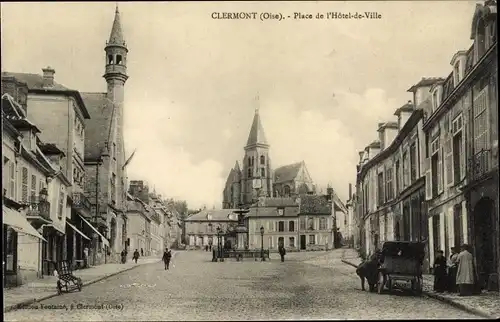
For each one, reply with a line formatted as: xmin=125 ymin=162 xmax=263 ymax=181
xmin=453 ymin=62 xmax=460 ymax=87
xmin=475 ymin=17 xmax=486 ymax=62
xmin=432 ymin=87 xmax=441 ymax=112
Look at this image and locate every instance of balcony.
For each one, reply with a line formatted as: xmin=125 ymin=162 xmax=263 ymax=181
xmin=26 ymin=196 xmax=51 ymax=227
xmin=467 ymin=149 xmax=494 ymax=183
xmin=72 ymin=192 xmax=92 ymax=215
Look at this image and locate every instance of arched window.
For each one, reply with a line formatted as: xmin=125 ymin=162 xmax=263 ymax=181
xmin=116 ymin=55 xmax=123 ymax=65
xmin=260 ymin=155 xmax=265 ymax=165
xmin=247 ymin=168 xmax=252 ymax=178
xmin=108 ymin=55 xmax=114 ymax=65
xmin=247 ymin=157 xmax=251 ymax=167
xmin=261 ymin=168 xmax=265 ymax=177
xmin=251 ymin=156 xmax=255 ymax=166
xmin=283 ymin=185 xmax=291 ymax=197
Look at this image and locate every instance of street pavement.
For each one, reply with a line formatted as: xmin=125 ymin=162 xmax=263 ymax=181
xmin=4 ymin=250 xmax=483 ymax=321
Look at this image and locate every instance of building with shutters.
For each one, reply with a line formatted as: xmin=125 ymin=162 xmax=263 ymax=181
xmin=422 ymin=0 xmax=498 ymax=291
xmin=184 ymin=209 xmax=239 ymax=249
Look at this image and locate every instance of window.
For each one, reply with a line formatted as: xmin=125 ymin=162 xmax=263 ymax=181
xmin=278 ymin=221 xmax=285 ymax=232
xmin=453 ymin=204 xmax=463 ymax=248
xmin=377 ymin=172 xmax=384 ymax=206
xmin=307 ymin=217 xmax=314 ymax=230
xmin=425 ymin=134 xmax=430 ymax=158
xmin=432 ymin=215 xmax=440 ymax=256
xmin=247 ymin=157 xmax=251 ymax=167
xmin=21 ymin=167 xmax=28 ymax=203
xmin=283 ymin=185 xmax=291 ymax=197
xmin=251 ymin=157 xmax=254 ymax=166
xmin=319 ymin=217 xmax=326 ymax=230
xmin=410 ymin=143 xmax=418 ymax=182
xmin=402 ymin=152 xmax=409 ymax=188
xmin=432 ymin=89 xmax=440 ymax=111
xmin=385 ymin=167 xmax=393 ymax=201
xmin=430 ymin=138 xmax=442 ymax=197
xmin=30 ymin=175 xmax=36 ymax=200
xmin=395 ymin=161 xmax=400 ymax=194
xmin=261 ymin=168 xmax=265 ymax=177
xmin=452 ymin=115 xmax=464 ymax=184
xmin=299 ymin=217 xmax=306 ymax=230
xmin=247 ymin=168 xmax=252 ymax=178
xmin=260 ymin=155 xmax=265 ymax=165
xmin=116 ymin=55 xmax=123 ymax=65
xmin=289 ymin=237 xmax=295 ymax=248
xmin=108 ymin=55 xmax=114 ymax=64
xmin=473 ymin=87 xmax=489 ymax=153
xmin=58 ymin=192 xmax=64 ymax=219
xmin=278 ymin=237 xmax=284 ymax=247
xmin=453 ymin=62 xmax=460 ymax=86
xmin=475 ymin=18 xmax=486 ymax=61
xmin=288 ymin=221 xmax=295 ymax=232
xmin=309 ymin=235 xmax=315 ymax=245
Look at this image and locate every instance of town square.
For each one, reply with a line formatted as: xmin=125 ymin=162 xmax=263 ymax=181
xmin=1 ymin=1 xmax=499 ymax=320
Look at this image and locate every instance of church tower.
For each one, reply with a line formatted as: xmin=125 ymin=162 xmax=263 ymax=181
xmin=241 ymin=105 xmax=273 ymax=205
xmin=104 ymin=5 xmax=128 ymax=213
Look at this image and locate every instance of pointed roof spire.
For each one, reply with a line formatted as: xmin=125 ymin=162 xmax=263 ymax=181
xmin=108 ymin=4 xmax=125 ymax=46
xmin=234 ymin=161 xmax=241 ymax=172
xmin=245 ymin=94 xmax=268 ymax=147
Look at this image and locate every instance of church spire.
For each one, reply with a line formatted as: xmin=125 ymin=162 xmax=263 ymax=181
xmin=245 ymin=95 xmax=268 ymax=148
xmin=108 ymin=4 xmax=125 ymax=46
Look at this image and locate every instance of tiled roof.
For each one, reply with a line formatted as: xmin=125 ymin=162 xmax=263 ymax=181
xmin=1 ymin=71 xmax=90 ymax=118
xmin=274 ymin=162 xmax=303 ymax=183
xmin=40 ymin=143 xmax=65 ymax=156
xmin=246 ymin=109 xmax=268 ymax=147
xmin=224 ymin=168 xmax=235 ymax=187
xmin=368 ymin=141 xmax=381 ymax=148
xmin=299 ymin=194 xmax=331 ymax=214
xmin=442 ymin=73 xmax=454 ymax=99
xmin=245 ymin=205 xmax=300 ymax=218
xmin=8 ymin=118 xmax=41 ymax=133
xmin=394 ymin=101 xmax=414 ymax=116
xmin=407 ymin=77 xmax=446 ymax=93
xmin=258 ymin=197 xmax=299 ymax=207
xmin=81 ymin=92 xmax=112 ymax=161
xmin=185 ymin=209 xmax=239 ymax=221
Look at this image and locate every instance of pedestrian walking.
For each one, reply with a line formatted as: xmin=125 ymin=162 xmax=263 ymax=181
xmin=205 ymin=245 xmax=209 ymax=252
xmin=447 ymin=247 xmax=459 ymax=292
xmin=121 ymin=249 xmax=127 ymax=264
xmin=83 ymin=246 xmax=89 ymax=268
xmin=162 ymin=248 xmax=172 ymax=270
xmin=141 ymin=248 xmax=144 ymax=257
xmin=133 ymin=249 xmax=140 ymax=264
xmin=433 ymin=250 xmax=447 ymax=292
xmin=278 ymin=245 xmax=286 ymax=262
xmin=456 ymin=244 xmax=475 ymax=296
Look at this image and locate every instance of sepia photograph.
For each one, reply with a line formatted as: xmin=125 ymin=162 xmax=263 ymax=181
xmin=1 ymin=0 xmax=499 ymax=320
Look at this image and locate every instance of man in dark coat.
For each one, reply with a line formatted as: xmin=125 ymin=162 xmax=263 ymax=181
xmin=278 ymin=245 xmax=286 ymax=262
xmin=162 ymin=248 xmax=172 ymax=270
xmin=133 ymin=249 xmax=140 ymax=264
xmin=356 ymin=252 xmax=380 ymax=292
xmin=433 ymin=250 xmax=447 ymax=292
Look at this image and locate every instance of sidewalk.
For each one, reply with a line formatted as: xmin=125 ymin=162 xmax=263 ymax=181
xmin=340 ymin=248 xmax=500 ymax=319
xmin=3 ymin=255 xmax=165 ymax=313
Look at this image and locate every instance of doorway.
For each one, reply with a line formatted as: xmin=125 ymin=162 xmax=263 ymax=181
xmin=472 ymin=197 xmax=497 ymax=290
xmin=300 ymin=235 xmax=306 ymax=250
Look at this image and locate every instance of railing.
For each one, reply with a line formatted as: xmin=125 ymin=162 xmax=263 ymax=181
xmin=467 ymin=149 xmax=493 ymax=182
xmin=72 ymin=192 xmax=92 ymax=214
xmin=26 ymin=196 xmax=51 ymax=220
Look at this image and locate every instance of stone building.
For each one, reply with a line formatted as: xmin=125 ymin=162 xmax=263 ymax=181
xmin=1 ymin=63 xmax=96 ymax=268
xmin=125 ymin=192 xmax=151 ymax=256
xmin=184 ymin=209 xmax=238 ymax=249
xmin=223 ymin=108 xmax=315 ymax=209
xmin=422 ymin=0 xmax=498 ymax=291
xmin=81 ymin=6 xmax=130 ymax=263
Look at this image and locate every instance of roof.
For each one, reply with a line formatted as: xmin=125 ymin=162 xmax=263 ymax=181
xmin=245 ymin=109 xmax=268 ymax=147
xmin=39 ymin=143 xmax=65 ymax=156
xmin=185 ymin=209 xmax=239 ymax=222
xmin=274 ymin=162 xmax=303 ymax=183
xmin=299 ymin=194 xmax=331 ymax=214
xmin=8 ymin=118 xmax=41 ymax=133
xmin=107 ymin=6 xmax=126 ymax=46
xmin=81 ymin=92 xmax=112 ymax=161
xmin=406 ymin=77 xmax=446 ymax=93
xmin=1 ymin=71 xmax=90 ymax=119
xmin=245 ymin=205 xmax=300 ymax=218
xmin=257 ymin=197 xmax=300 ymax=207
xmin=394 ymin=101 xmax=414 ymax=116
xmin=367 ymin=141 xmax=381 ymax=149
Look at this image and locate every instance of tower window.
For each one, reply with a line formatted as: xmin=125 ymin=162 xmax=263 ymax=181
xmin=108 ymin=55 xmax=114 ymax=65
xmin=247 ymin=168 xmax=252 ymax=178
xmin=247 ymin=157 xmax=251 ymax=167
xmin=116 ymin=55 xmax=123 ymax=65
xmin=251 ymin=157 xmax=255 ymax=166
xmin=260 ymin=155 xmax=265 ymax=165
xmin=261 ymin=168 xmax=265 ymax=177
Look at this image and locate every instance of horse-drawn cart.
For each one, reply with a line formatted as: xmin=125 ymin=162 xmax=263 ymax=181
xmin=376 ymin=241 xmax=425 ymax=294
xmin=56 ymin=260 xmax=83 ymax=294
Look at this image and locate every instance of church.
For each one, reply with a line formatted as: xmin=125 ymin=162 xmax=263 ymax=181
xmin=222 ymin=107 xmax=316 ymax=209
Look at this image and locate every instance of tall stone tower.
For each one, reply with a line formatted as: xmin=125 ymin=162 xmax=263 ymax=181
xmin=241 ymin=107 xmax=273 ymax=205
xmin=104 ymin=6 xmax=128 ymax=218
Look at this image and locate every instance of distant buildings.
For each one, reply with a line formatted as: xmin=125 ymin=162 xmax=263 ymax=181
xmin=354 ymin=0 xmax=498 ymax=290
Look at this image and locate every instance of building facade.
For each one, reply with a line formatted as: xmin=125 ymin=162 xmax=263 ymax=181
xmin=184 ymin=209 xmax=239 ymax=249
xmin=223 ymin=108 xmax=315 ymax=209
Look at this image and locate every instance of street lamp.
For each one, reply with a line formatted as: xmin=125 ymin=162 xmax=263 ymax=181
xmin=217 ymin=226 xmax=224 ymax=262
xmin=260 ymin=226 xmax=265 ymax=261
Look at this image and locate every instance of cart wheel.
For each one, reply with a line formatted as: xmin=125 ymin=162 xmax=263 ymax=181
xmin=56 ymin=281 xmax=62 ymax=294
xmin=377 ymin=272 xmax=385 ymax=294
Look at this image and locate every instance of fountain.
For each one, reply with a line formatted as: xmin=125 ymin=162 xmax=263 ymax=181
xmin=233 ymin=204 xmax=249 ymax=250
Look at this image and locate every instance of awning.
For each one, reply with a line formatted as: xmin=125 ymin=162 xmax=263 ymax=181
xmin=78 ymin=214 xmax=109 ymax=247
xmin=44 ymin=223 xmax=65 ymax=235
xmin=3 ymin=206 xmax=47 ymax=242
xmin=66 ymin=222 xmax=90 ymax=240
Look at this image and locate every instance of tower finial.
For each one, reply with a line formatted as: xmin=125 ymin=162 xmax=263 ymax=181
xmin=255 ymin=93 xmax=260 ymax=113
xmin=115 ymin=2 xmax=119 ymax=13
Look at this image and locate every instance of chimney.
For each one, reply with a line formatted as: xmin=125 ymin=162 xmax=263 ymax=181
xmin=348 ymin=183 xmax=352 ymax=199
xmin=377 ymin=123 xmax=386 ymax=150
xmin=326 ymin=187 xmax=333 ymax=199
xmin=42 ymin=66 xmax=55 ymax=88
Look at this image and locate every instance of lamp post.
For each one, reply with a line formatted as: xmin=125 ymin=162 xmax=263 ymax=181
xmin=217 ymin=226 xmax=223 ymax=262
xmin=260 ymin=226 xmax=265 ymax=261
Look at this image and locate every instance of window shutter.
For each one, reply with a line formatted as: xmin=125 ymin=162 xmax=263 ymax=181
xmin=9 ymin=163 xmax=15 ymax=199
xmin=437 ymin=148 xmax=443 ymax=194
xmin=445 ymin=137 xmax=454 ymax=187
xmin=439 ymin=212 xmax=446 ymax=252
xmin=21 ymin=167 xmax=29 ymax=203
xmin=428 ymin=216 xmax=434 ymax=266
xmin=460 ymin=123 xmax=467 ymax=180
xmin=473 ymin=87 xmax=489 ymax=153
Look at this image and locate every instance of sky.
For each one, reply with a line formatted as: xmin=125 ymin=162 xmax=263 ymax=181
xmin=1 ymin=1 xmax=479 ymax=209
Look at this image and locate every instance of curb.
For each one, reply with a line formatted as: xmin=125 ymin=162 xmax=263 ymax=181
xmin=4 ymin=258 xmax=162 ymax=314
xmin=339 ymin=258 xmax=496 ymax=319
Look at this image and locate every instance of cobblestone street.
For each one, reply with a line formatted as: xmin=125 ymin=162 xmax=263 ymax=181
xmin=4 ymin=250 xmax=482 ymax=320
